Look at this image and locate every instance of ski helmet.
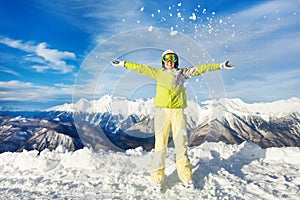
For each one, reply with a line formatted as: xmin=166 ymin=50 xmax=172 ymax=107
xmin=161 ymin=49 xmax=179 ymax=69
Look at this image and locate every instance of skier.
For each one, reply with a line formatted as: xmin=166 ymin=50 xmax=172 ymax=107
xmin=111 ymin=49 xmax=234 ymax=191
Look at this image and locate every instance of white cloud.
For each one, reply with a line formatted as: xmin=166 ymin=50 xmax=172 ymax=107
xmin=0 ymin=37 xmax=35 ymax=52
xmin=35 ymin=42 xmax=75 ymax=63
xmin=35 ymin=0 xmax=146 ymax=40
xmin=0 ymin=36 xmax=76 ymax=74
xmin=202 ymin=0 xmax=300 ymax=62
xmin=0 ymin=66 xmax=20 ymax=76
xmin=0 ymin=80 xmax=74 ymax=102
xmin=225 ymin=67 xmax=300 ymax=102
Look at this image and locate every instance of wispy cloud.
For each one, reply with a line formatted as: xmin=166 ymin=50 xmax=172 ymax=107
xmin=0 ymin=37 xmax=35 ymax=52
xmin=34 ymin=0 xmax=145 ymax=41
xmin=0 ymin=36 xmax=76 ymax=73
xmin=0 ymin=66 xmax=20 ymax=76
xmin=202 ymin=0 xmax=299 ymax=63
xmin=225 ymin=67 xmax=300 ymax=102
xmin=0 ymin=80 xmax=74 ymax=102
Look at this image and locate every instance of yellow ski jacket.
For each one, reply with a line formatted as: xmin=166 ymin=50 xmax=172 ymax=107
xmin=124 ymin=61 xmax=220 ymax=108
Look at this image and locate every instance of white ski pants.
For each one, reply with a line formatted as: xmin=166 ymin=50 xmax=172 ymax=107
xmin=151 ymin=108 xmax=192 ymax=183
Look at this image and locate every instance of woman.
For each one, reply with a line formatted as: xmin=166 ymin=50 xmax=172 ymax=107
xmin=112 ymin=49 xmax=234 ymax=190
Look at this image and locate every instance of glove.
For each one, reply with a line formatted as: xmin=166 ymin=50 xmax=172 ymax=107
xmin=111 ymin=60 xmax=125 ymax=67
xmin=220 ymin=60 xmax=234 ymax=69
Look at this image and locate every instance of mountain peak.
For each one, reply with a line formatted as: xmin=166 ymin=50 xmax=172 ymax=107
xmin=46 ymin=96 xmax=300 ymax=119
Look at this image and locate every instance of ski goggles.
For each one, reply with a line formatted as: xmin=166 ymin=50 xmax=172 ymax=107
xmin=162 ymin=53 xmax=178 ymax=63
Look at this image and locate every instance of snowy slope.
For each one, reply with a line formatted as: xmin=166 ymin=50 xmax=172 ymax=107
xmin=0 ymin=141 xmax=299 ymax=199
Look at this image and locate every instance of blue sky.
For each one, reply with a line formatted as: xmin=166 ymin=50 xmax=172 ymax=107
xmin=0 ymin=0 xmax=299 ymax=110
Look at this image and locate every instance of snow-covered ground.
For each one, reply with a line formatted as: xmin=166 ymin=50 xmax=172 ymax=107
xmin=0 ymin=141 xmax=299 ymax=199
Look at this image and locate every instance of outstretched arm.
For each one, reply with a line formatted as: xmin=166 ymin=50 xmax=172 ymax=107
xmin=182 ymin=60 xmax=234 ymax=78
xmin=111 ymin=59 xmax=159 ymax=80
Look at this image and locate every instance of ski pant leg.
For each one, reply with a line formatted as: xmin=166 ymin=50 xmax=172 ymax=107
xmin=151 ymin=108 xmax=171 ymax=183
xmin=171 ymin=108 xmax=193 ymax=182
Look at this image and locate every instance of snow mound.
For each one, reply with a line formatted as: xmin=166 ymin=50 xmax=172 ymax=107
xmin=265 ymin=147 xmax=300 ymax=164
xmin=0 ymin=142 xmax=299 ymax=199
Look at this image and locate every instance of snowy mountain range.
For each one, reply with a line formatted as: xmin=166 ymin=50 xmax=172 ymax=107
xmin=1 ymin=95 xmax=300 ymax=153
